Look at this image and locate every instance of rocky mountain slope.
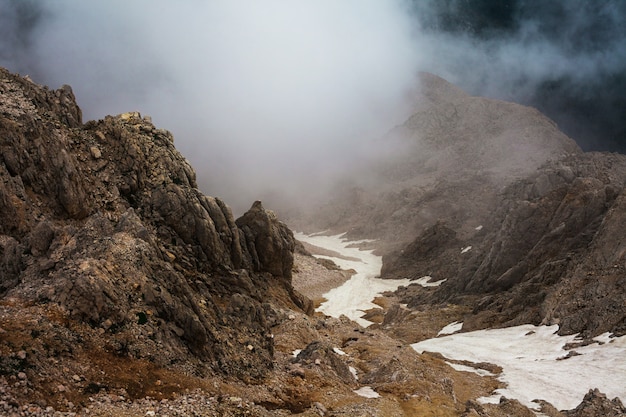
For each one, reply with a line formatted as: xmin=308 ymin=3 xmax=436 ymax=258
xmin=0 ymin=67 xmax=623 ymax=416
xmin=0 ymin=67 xmax=316 ymax=412
xmin=0 ymin=66 xmax=314 ymax=375
xmin=385 ymin=152 xmax=626 ymax=338
xmin=290 ymin=72 xmax=626 ymax=340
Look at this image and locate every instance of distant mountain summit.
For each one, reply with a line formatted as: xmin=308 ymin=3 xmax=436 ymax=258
xmin=297 ymin=72 xmax=579 ymax=243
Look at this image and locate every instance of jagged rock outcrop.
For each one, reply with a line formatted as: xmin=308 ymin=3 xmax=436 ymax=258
xmin=236 ymin=201 xmax=295 ymax=282
xmin=387 ymin=152 xmax=626 ymax=337
xmin=462 ymin=397 xmax=537 ymax=417
xmin=0 ymin=67 xmax=309 ymax=383
xmin=535 ymin=389 xmax=626 ymax=417
xmin=294 ymin=341 xmax=356 ymax=385
xmin=564 ymin=389 xmax=626 ymax=417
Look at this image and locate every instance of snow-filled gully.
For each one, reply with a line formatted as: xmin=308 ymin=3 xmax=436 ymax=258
xmin=294 ymin=232 xmax=413 ymax=328
xmin=295 ymin=231 xmax=626 ymax=411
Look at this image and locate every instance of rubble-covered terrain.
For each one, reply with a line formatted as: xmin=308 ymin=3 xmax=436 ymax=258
xmin=1 ymin=67 xmax=624 ymax=416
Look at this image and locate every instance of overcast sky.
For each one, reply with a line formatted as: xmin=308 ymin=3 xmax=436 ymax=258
xmin=1 ymin=0 xmax=624 ymax=213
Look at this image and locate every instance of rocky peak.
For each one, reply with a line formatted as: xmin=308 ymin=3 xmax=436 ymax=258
xmin=386 ymin=151 xmax=626 ymax=338
xmin=291 ymin=72 xmax=582 ymax=248
xmin=0 ymin=68 xmax=82 ymax=127
xmin=237 ymin=200 xmax=295 ymax=279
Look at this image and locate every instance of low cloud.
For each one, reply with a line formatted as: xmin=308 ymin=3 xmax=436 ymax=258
xmin=1 ymin=0 xmax=624 ymax=213
xmin=1 ymin=0 xmax=421 ymax=213
xmin=407 ymin=0 xmax=626 ymax=151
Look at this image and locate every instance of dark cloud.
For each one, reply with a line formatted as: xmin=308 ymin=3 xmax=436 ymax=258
xmin=0 ymin=0 xmax=47 ymax=76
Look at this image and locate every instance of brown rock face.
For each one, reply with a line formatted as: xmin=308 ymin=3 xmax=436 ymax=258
xmin=0 ymin=67 xmax=308 ymax=381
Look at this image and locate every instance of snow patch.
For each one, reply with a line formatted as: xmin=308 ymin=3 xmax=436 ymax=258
xmin=445 ymin=361 xmax=495 ymax=377
xmin=461 ymin=245 xmax=472 ymax=254
xmin=413 ymin=276 xmax=447 ymax=287
xmin=437 ymin=321 xmax=463 ymax=336
xmin=333 ymin=347 xmax=347 ymax=356
xmin=292 ymin=349 xmax=302 ymax=358
xmin=475 ymin=225 xmax=483 ymax=231
xmin=295 ymin=232 xmax=410 ymax=327
xmin=354 ymin=386 xmax=380 ymax=398
xmin=349 ymin=366 xmax=359 ymax=380
xmin=412 ymin=324 xmax=626 ymax=410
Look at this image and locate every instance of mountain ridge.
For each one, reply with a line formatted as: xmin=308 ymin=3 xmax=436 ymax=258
xmin=286 ymin=72 xmax=626 ymax=340
xmin=1 ymin=66 xmax=623 ymax=416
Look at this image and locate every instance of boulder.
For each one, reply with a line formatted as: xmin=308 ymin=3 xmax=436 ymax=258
xmin=295 ymin=341 xmax=356 ymax=385
xmin=237 ymin=201 xmax=295 ymax=279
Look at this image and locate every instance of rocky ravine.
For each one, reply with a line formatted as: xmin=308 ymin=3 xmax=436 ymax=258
xmin=1 ymin=67 xmax=624 ymax=417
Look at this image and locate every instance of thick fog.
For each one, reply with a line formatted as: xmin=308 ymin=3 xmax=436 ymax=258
xmin=1 ymin=0 xmax=625 ymax=213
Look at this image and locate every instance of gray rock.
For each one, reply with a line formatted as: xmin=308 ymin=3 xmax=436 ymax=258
xmin=295 ymin=341 xmax=356 ymax=385
xmin=236 ymin=201 xmax=295 ymax=279
xmin=28 ymin=220 xmax=55 ymax=255
xmin=389 ymin=153 xmax=626 ymax=337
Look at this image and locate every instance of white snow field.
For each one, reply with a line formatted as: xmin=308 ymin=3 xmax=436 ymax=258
xmin=354 ymin=386 xmax=381 ymax=398
xmin=294 ymin=232 xmax=411 ymax=327
xmin=437 ymin=321 xmax=463 ymax=336
xmin=413 ymin=324 xmax=626 ymax=410
xmin=414 ymin=275 xmax=447 ymax=287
